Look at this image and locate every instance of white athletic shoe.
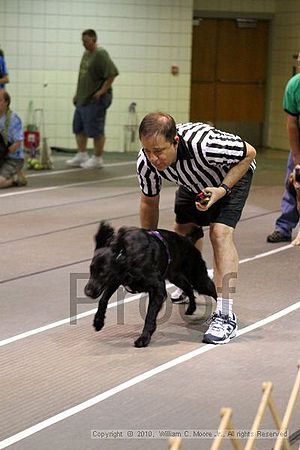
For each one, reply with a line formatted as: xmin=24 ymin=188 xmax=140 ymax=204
xmin=202 ymin=312 xmax=237 ymax=344
xmin=207 ymin=268 xmax=214 ymax=280
xmin=66 ymin=152 xmax=89 ymax=167
xmin=170 ymin=287 xmax=189 ymax=304
xmin=80 ymin=156 xmax=104 ymax=169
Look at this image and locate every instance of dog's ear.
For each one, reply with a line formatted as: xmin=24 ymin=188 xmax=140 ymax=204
xmin=94 ymin=221 xmax=115 ymax=249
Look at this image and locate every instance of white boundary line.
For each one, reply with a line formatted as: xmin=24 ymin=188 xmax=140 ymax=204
xmin=0 ymin=243 xmax=294 ymax=348
xmin=0 ymin=290 xmax=151 ymax=347
xmin=0 ymin=174 xmax=136 ymax=198
xmin=1 ymin=300 xmax=299 ymax=449
xmin=26 ymin=160 xmax=135 ymax=178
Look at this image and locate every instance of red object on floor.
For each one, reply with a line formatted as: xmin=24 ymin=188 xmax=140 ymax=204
xmin=24 ymin=130 xmax=40 ymax=149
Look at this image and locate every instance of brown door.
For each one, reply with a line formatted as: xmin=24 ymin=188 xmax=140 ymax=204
xmin=190 ymin=18 xmax=269 ymax=146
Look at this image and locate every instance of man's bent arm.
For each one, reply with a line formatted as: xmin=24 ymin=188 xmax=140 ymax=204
xmin=140 ymin=193 xmax=160 ymax=229
xmin=221 ymin=142 xmax=256 ymax=190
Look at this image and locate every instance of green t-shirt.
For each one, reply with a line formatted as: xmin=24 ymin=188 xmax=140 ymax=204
xmin=76 ymin=47 xmax=119 ymax=106
xmin=283 ymin=73 xmax=300 ymax=119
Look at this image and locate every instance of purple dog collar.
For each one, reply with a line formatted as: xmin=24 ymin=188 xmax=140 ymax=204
xmin=147 ymin=230 xmax=172 ymax=266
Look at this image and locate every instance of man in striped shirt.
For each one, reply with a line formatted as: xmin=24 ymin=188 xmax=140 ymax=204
xmin=137 ymin=112 xmax=256 ymax=345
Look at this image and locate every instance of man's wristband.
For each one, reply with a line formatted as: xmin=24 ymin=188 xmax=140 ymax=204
xmin=220 ymin=183 xmax=232 ymax=196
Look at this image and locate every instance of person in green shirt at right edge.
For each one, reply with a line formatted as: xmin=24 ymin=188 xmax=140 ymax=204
xmin=67 ymin=29 xmax=119 ymax=169
xmin=267 ymin=71 xmax=300 ymax=245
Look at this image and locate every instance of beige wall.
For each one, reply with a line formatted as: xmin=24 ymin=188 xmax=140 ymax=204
xmin=267 ymin=0 xmax=300 ymax=150
xmin=1 ymin=0 xmax=300 ymax=151
xmin=0 ymin=0 xmax=193 ymax=151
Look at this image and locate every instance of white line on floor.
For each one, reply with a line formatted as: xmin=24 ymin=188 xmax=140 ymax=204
xmin=0 ymin=243 xmax=294 ymax=348
xmin=26 ymin=160 xmax=136 ymax=178
xmin=1 ymin=300 xmax=299 ymax=449
xmin=0 ymin=174 xmax=136 ymax=197
xmin=0 ymin=290 xmax=150 ymax=347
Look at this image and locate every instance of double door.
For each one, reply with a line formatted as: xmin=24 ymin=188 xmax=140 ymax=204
xmin=190 ymin=18 xmax=269 ymax=145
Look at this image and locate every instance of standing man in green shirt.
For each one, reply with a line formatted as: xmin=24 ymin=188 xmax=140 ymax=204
xmin=267 ymin=72 xmax=300 ymax=243
xmin=67 ymin=29 xmax=119 ymax=169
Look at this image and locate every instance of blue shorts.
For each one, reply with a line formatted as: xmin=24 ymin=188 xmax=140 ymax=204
xmin=72 ymin=91 xmax=112 ymax=138
xmin=174 ymin=170 xmax=253 ymax=229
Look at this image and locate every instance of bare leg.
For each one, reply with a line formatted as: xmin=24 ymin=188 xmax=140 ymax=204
xmin=75 ymin=133 xmax=88 ymax=152
xmin=0 ymin=176 xmax=14 ymax=188
xmin=209 ymin=223 xmax=238 ymax=301
xmin=93 ymin=135 xmax=105 ymax=157
xmin=292 ymin=229 xmax=300 ymax=246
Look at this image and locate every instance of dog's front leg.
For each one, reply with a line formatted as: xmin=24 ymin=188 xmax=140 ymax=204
xmin=94 ymin=282 xmax=120 ymax=331
xmin=134 ymin=284 xmax=166 ymax=348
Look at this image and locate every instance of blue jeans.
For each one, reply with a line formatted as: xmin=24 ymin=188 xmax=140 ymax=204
xmin=275 ymin=151 xmax=299 ymax=235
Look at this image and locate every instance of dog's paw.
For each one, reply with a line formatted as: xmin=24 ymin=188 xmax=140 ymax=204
xmin=134 ymin=334 xmax=151 ymax=348
xmin=93 ymin=317 xmax=105 ymax=331
xmin=185 ymin=304 xmax=196 ymax=315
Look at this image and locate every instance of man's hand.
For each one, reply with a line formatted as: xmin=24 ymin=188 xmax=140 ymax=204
xmin=195 ymin=187 xmax=227 ymax=211
xmin=92 ymin=91 xmax=102 ymax=101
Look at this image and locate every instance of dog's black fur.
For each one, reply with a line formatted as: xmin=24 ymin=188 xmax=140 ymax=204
xmin=85 ymin=221 xmax=217 ymax=347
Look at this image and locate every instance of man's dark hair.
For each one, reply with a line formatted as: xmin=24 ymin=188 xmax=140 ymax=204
xmin=0 ymin=49 xmax=4 ymax=57
xmin=139 ymin=112 xmax=177 ymax=143
xmin=82 ymin=29 xmax=97 ymax=41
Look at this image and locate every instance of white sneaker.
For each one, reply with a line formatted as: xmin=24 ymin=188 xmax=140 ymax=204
xmin=170 ymin=287 xmax=189 ymax=304
xmin=80 ymin=156 xmax=104 ymax=169
xmin=66 ymin=152 xmax=89 ymax=167
xmin=202 ymin=312 xmax=237 ymax=344
xmin=207 ymin=268 xmax=214 ymax=280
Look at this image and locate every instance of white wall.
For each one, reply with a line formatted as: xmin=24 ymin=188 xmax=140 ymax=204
xmin=2 ymin=0 xmax=300 ymax=152
xmin=267 ymin=0 xmax=300 ymax=150
xmin=0 ymin=0 xmax=193 ymax=151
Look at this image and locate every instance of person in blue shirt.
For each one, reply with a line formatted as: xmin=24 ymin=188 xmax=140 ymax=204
xmin=0 ymin=89 xmax=27 ymax=188
xmin=0 ymin=49 xmax=9 ymax=89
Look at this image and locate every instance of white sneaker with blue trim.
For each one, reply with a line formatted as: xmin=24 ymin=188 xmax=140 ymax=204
xmin=170 ymin=288 xmax=189 ymax=304
xmin=202 ymin=312 xmax=237 ymax=344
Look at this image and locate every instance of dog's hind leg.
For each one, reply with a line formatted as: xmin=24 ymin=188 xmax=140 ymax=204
xmin=194 ymin=277 xmax=217 ymax=302
xmin=134 ymin=283 xmax=166 ymax=348
xmin=168 ymin=274 xmax=197 ymax=315
xmin=94 ymin=282 xmax=120 ymax=331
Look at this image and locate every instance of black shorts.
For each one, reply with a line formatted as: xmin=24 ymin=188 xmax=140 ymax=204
xmin=174 ymin=170 xmax=253 ymax=229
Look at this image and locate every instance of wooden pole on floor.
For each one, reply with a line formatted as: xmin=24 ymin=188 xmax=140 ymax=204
xmin=168 ymin=437 xmax=182 ymax=450
xmin=273 ymin=361 xmax=300 ymax=450
xmin=211 ymin=407 xmax=243 ymax=450
xmin=244 ymin=381 xmax=290 ymax=450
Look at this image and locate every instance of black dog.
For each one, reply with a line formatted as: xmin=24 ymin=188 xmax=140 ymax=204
xmin=85 ymin=221 xmax=217 ymax=347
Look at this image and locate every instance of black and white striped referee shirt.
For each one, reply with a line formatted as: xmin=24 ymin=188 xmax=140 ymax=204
xmin=137 ymin=122 xmax=256 ymax=197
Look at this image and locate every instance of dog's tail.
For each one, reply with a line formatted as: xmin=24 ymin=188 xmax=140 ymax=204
xmin=186 ymin=226 xmax=204 ymax=245
xmin=95 ymin=221 xmax=115 ymax=249
xmin=190 ymin=249 xmax=218 ymax=300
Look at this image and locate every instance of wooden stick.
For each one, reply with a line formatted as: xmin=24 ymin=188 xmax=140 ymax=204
xmin=268 ymin=395 xmax=291 ymax=450
xmin=210 ymin=408 xmax=243 ymax=450
xmin=244 ymin=382 xmax=273 ymax=450
xmin=168 ymin=437 xmax=182 ymax=450
xmin=273 ymin=362 xmax=300 ymax=450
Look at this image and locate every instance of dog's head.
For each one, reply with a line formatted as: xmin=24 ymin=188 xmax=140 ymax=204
xmin=84 ymin=221 xmax=115 ymax=299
